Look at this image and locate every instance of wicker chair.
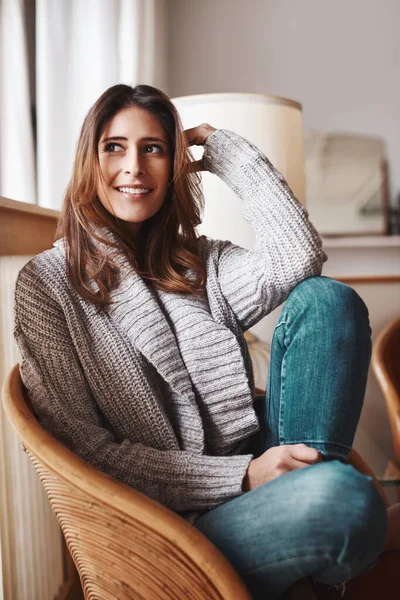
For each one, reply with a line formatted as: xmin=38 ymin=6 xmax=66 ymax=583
xmin=2 ymin=364 xmax=252 ymax=600
xmin=372 ymin=316 xmax=400 ymax=493
xmin=1 ymin=363 xmax=396 ymax=599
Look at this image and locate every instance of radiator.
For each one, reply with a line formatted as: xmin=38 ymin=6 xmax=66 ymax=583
xmin=0 ymin=256 xmax=64 ymax=600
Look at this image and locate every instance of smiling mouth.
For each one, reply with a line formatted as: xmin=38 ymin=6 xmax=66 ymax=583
xmin=116 ymin=187 xmax=153 ymax=196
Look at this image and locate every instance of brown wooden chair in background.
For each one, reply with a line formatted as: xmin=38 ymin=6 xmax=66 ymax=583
xmin=2 ymin=364 xmax=399 ymax=600
xmin=372 ymin=316 xmax=400 ymax=500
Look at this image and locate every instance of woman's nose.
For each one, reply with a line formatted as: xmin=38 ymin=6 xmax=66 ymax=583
xmin=123 ymin=149 xmax=145 ymax=176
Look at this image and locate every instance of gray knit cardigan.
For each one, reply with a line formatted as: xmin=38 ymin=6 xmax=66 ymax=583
xmin=14 ymin=129 xmax=326 ymax=523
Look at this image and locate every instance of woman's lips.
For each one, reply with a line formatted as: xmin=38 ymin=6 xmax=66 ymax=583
xmin=116 ymin=189 xmax=152 ymax=198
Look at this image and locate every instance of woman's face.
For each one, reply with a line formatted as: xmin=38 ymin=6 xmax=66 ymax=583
xmin=97 ymin=106 xmax=172 ymax=235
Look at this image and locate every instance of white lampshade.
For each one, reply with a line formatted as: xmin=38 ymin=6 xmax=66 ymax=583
xmin=171 ymin=93 xmax=305 ymax=347
xmin=171 ymin=93 xmax=306 ymax=249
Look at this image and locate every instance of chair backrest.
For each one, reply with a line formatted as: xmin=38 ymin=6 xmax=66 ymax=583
xmin=372 ymin=317 xmax=400 ymax=467
xmin=2 ymin=364 xmax=252 ymax=600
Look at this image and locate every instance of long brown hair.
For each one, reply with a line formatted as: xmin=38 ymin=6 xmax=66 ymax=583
xmin=56 ymin=84 xmax=207 ymax=309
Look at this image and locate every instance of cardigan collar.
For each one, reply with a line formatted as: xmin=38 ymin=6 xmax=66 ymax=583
xmin=54 ymin=226 xmax=190 ymax=392
xmin=53 ymin=228 xmax=205 ymax=452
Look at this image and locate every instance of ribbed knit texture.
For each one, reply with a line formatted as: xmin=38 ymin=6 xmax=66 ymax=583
xmin=13 ymin=129 xmax=326 ymax=522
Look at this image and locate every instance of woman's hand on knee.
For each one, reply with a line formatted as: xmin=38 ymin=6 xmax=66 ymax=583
xmin=242 ymin=444 xmax=322 ymax=492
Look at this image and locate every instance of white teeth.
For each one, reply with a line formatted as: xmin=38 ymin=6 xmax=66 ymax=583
xmin=118 ymin=187 xmax=151 ymax=194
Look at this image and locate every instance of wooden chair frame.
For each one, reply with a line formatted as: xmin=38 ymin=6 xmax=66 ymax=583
xmin=372 ymin=317 xmax=400 ymax=469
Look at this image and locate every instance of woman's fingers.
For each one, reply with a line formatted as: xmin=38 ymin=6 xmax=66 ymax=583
xmin=184 ymin=124 xmax=217 ymax=173
xmin=249 ymin=445 xmax=321 ymax=490
xmin=184 ymin=126 xmax=203 ymax=146
xmin=288 ymin=458 xmax=318 ymax=472
xmin=184 ymin=123 xmax=217 ymax=146
xmin=284 ymin=446 xmax=322 ymax=475
xmin=289 ymin=444 xmax=322 ymax=464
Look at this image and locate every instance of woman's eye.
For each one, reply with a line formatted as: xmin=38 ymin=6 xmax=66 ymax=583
xmin=105 ymin=142 xmax=123 ymax=152
xmin=103 ymin=142 xmax=164 ymax=154
xmin=145 ymin=144 xmax=163 ymax=153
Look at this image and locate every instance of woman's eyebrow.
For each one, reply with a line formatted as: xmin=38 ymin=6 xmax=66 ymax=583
xmin=100 ymin=135 xmax=168 ymax=144
xmin=142 ymin=136 xmax=168 ymax=144
xmin=101 ymin=136 xmax=127 ymax=143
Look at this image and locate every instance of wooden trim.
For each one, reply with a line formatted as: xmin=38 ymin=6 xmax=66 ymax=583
xmin=333 ymin=275 xmax=400 ymax=284
xmin=322 ymin=231 xmax=388 ymax=238
xmin=322 ymin=235 xmax=400 ymax=247
xmin=0 ymin=196 xmax=59 ymax=256
xmin=0 ymin=196 xmax=59 ymax=218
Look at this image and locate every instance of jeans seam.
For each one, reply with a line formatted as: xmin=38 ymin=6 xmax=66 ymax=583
xmin=282 ymin=440 xmax=351 ymax=450
xmin=242 ymin=550 xmax=333 ymax=576
xmin=279 ymin=353 xmax=286 ymax=444
xmin=278 ymin=320 xmax=287 ymax=445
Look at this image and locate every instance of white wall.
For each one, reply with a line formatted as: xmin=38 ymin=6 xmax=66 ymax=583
xmin=168 ymin=0 xmax=400 ymax=203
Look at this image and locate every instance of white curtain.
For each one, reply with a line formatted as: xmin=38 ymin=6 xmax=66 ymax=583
xmin=0 ymin=0 xmax=168 ymax=209
xmin=0 ymin=0 xmax=36 ymax=204
xmin=36 ymin=0 xmax=168 ymax=210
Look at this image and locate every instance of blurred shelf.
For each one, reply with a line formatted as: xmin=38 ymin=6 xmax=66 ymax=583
xmin=322 ymin=235 xmax=400 ymax=249
xmin=321 ymin=235 xmax=400 ymax=281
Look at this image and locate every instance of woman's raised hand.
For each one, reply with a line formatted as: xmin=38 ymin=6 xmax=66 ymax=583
xmin=184 ymin=123 xmax=217 ymax=172
xmin=242 ymin=444 xmax=322 ymax=492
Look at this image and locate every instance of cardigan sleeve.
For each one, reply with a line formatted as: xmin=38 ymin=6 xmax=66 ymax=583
xmin=13 ymin=267 xmax=253 ymax=513
xmin=201 ymin=129 xmax=327 ymax=331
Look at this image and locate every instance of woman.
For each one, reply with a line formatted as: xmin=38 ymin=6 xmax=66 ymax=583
xmin=14 ymin=84 xmax=397 ymax=599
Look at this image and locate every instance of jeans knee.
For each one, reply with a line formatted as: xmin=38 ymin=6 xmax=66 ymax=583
xmin=282 ymin=276 xmax=371 ymax=342
xmin=287 ymin=276 xmax=367 ymax=316
xmin=345 ymin=467 xmax=387 ymax=555
xmin=306 ymin=461 xmax=387 ymax=568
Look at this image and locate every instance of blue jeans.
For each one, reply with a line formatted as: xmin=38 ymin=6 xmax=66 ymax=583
xmin=194 ymin=276 xmax=387 ymax=599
